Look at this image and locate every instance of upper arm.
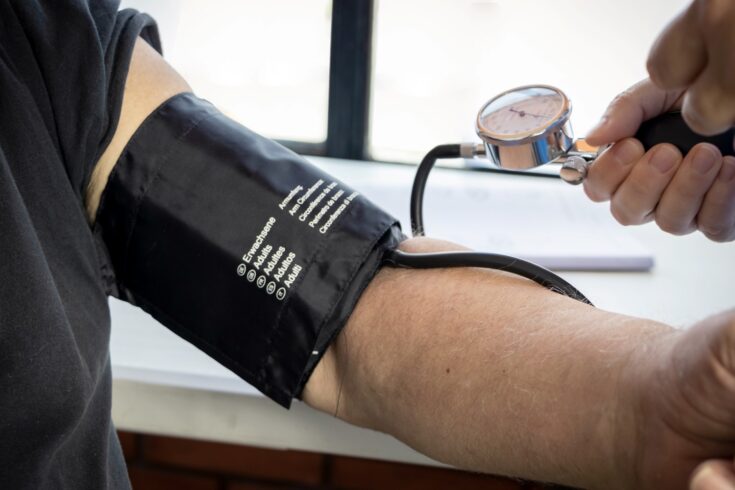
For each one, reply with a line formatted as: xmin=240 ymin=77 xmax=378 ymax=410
xmin=85 ymin=38 xmax=191 ymax=221
xmin=87 ymin=41 xmax=349 ymax=409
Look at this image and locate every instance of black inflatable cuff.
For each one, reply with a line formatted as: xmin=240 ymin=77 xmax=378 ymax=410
xmin=95 ymin=93 xmax=403 ymax=407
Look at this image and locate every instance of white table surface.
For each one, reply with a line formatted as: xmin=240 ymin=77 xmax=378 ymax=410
xmin=111 ymin=156 xmax=734 ymax=466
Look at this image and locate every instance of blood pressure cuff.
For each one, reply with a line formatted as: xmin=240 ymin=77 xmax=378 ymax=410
xmin=95 ymin=93 xmax=403 ymax=407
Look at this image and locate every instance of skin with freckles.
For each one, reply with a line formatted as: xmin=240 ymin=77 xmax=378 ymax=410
xmin=310 ymin=239 xmax=735 ymax=490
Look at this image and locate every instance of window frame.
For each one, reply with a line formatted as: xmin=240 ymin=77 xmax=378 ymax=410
xmin=277 ymin=0 xmax=374 ymax=161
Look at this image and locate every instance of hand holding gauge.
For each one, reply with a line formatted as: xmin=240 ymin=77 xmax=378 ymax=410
xmin=471 ymin=83 xmax=735 ymax=242
xmin=584 ymin=79 xmax=735 ymax=242
xmin=475 ymin=84 xmax=735 ymax=182
xmin=410 ymin=83 xmax=734 ymax=236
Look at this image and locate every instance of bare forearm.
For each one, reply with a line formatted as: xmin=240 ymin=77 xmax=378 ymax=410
xmin=303 ymin=237 xmax=673 ymax=488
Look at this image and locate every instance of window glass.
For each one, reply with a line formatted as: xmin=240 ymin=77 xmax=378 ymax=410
xmin=120 ymin=0 xmax=332 ymax=143
xmin=370 ymin=0 xmax=691 ymax=163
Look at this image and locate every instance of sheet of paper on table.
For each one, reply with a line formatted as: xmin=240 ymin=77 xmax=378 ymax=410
xmin=355 ymin=170 xmax=654 ymax=271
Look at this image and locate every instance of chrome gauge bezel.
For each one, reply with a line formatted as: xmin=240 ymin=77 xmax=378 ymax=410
xmin=475 ymin=84 xmax=572 ymax=147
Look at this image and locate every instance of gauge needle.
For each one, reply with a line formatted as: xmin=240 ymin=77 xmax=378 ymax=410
xmin=509 ymin=107 xmax=546 ymax=118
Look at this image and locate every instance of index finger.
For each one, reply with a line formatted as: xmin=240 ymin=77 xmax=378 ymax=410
xmin=585 ymin=79 xmax=684 ymax=147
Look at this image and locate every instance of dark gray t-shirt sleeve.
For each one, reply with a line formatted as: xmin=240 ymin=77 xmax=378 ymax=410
xmin=0 ymin=0 xmax=160 ymax=199
xmin=0 ymin=1 xmax=161 ymax=488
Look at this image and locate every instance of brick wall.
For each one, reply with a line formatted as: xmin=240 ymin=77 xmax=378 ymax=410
xmin=118 ymin=431 xmax=569 ymax=490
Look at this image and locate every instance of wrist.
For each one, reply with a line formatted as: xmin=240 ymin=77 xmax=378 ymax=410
xmin=611 ymin=325 xmax=681 ymax=489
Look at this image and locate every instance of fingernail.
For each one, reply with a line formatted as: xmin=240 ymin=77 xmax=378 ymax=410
xmin=609 ymin=139 xmax=640 ymax=165
xmin=692 ymin=145 xmax=719 ymax=174
xmin=649 ymin=145 xmax=679 ymax=173
xmin=702 ymin=469 xmax=735 ymax=490
xmin=690 ymin=465 xmax=712 ymax=490
xmin=720 ymin=157 xmax=735 ymax=182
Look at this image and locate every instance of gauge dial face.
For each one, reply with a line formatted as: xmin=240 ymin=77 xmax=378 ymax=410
xmin=478 ymin=86 xmax=568 ymax=141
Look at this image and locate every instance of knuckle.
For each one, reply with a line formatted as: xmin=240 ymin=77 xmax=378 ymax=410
xmin=646 ymin=54 xmax=670 ymax=88
xmin=610 ymin=90 xmax=636 ymax=111
xmin=624 ymin=174 xmax=652 ymax=200
xmin=683 ymin=91 xmax=734 ymax=135
xmin=675 ymin=183 xmax=704 ymax=203
xmin=610 ymin=202 xmax=635 ymax=226
xmin=655 ymin=213 xmax=693 ymax=235
xmin=583 ymin=182 xmax=609 ymax=203
xmin=612 ymin=198 xmax=647 ymax=225
xmin=685 ymin=92 xmax=711 ymax=119
xmin=702 ymin=230 xmax=730 ymax=242
xmin=611 ymin=139 xmax=646 ymax=167
xmin=697 ymin=216 xmax=726 ymax=238
xmin=700 ymin=223 xmax=735 ymax=242
xmin=646 ymin=55 xmax=661 ymax=80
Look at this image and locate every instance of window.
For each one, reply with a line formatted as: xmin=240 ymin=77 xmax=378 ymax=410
xmin=120 ymin=0 xmax=331 ymax=144
xmin=369 ymin=0 xmax=692 ymax=163
xmin=122 ymin=1 xmax=692 ymax=164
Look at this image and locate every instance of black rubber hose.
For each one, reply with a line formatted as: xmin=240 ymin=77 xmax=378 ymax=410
xmin=399 ymin=112 xmax=735 ymax=305
xmin=410 ymin=144 xmax=462 ymax=236
xmin=384 ymin=249 xmax=593 ymax=305
xmin=398 ymin=142 xmax=593 ymax=305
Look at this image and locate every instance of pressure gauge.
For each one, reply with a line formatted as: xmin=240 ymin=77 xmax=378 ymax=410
xmin=476 ymin=85 xmax=578 ymax=173
xmin=477 ymin=85 xmax=569 ymax=142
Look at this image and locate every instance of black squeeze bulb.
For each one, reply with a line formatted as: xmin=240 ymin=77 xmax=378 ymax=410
xmin=635 ymin=112 xmax=735 ymax=157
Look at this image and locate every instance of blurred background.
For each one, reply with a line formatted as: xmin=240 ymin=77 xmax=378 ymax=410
xmin=119 ymin=0 xmax=690 ymax=163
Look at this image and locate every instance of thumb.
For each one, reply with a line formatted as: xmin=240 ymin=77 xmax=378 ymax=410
xmin=690 ymin=460 xmax=735 ymax=490
xmin=585 ymin=79 xmax=684 ymax=147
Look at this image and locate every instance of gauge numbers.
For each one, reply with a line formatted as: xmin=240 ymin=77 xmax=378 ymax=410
xmin=478 ymin=86 xmax=567 ymax=140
